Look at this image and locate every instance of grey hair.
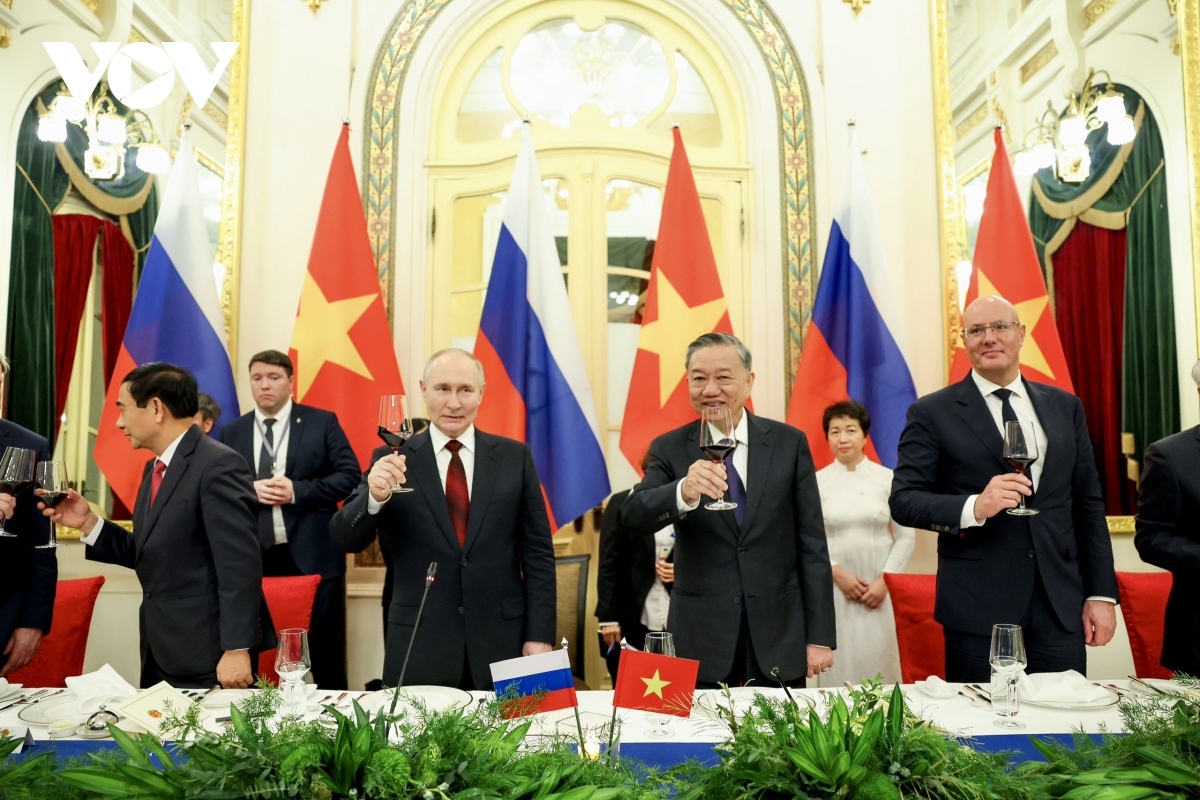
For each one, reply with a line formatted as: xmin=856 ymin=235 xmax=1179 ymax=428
xmin=1192 ymin=359 xmax=1200 ymax=387
xmin=685 ymin=332 xmax=752 ymax=372
xmin=424 ymin=348 xmax=486 ymax=386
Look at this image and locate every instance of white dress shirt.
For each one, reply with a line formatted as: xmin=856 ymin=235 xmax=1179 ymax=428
xmin=676 ymin=411 xmax=749 ymax=512
xmin=640 ymin=527 xmax=676 ymax=631
xmin=959 ymin=370 xmax=1115 ymax=605
xmin=81 ymin=428 xmax=190 ymax=544
xmin=368 ymin=424 xmax=477 ymax=514
xmin=254 ymin=399 xmax=293 ymax=545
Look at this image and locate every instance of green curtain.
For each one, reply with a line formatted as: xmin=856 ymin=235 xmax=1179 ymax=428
xmin=1027 ymin=84 xmax=1178 ymax=472
xmin=6 ymin=82 xmax=158 ymax=443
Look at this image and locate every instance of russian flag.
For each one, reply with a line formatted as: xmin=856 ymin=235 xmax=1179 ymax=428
xmin=474 ymin=125 xmax=610 ymax=529
xmin=93 ymin=129 xmax=240 ymax=510
xmin=786 ymin=127 xmax=916 ymax=469
xmin=490 ymin=649 xmax=578 ymax=717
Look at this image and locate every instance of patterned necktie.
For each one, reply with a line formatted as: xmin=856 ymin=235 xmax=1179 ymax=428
xmin=444 ymin=440 xmax=470 ymax=550
xmin=724 ymin=447 xmax=746 ymax=527
xmin=149 ymin=459 xmax=167 ymax=506
xmin=257 ymin=418 xmax=276 ymax=480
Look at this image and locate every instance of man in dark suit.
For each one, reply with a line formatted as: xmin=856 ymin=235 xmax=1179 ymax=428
xmin=1133 ymin=362 xmax=1200 ymax=676
xmin=890 ymin=295 xmax=1118 ymax=681
xmin=0 ymin=396 xmax=56 ymax=678
xmin=219 ymin=350 xmax=360 ymax=689
xmin=47 ymin=363 xmax=274 ymax=688
xmin=621 ymin=333 xmax=836 ymax=687
xmin=331 ymin=348 xmax=556 ymax=689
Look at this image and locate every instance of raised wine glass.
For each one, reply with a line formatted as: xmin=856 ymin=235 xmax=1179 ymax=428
xmin=989 ymin=624 xmax=1027 ymax=729
xmin=643 ymin=631 xmax=676 ymax=739
xmin=33 ymin=461 xmax=68 ymax=549
xmin=0 ymin=447 xmax=36 ymax=538
xmin=1003 ymin=420 xmax=1039 ymax=516
xmin=377 ymin=395 xmax=415 ymax=494
xmin=700 ymin=407 xmax=738 ymax=511
xmin=275 ymin=628 xmax=311 ymax=717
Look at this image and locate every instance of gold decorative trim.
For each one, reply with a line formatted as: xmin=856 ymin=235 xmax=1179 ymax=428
xmin=128 ymin=28 xmax=149 ymax=44
xmin=215 ymin=0 xmax=249 ymax=358
xmin=304 ymin=0 xmax=324 ymax=9
xmin=955 ymin=103 xmax=988 ymax=140
xmin=0 ymin=27 xmax=10 ymax=49
xmin=1107 ymin=515 xmax=1135 ymax=535
xmin=1085 ymin=0 xmax=1118 ymax=27
xmin=1020 ymin=40 xmax=1058 ymax=84
xmin=201 ymin=102 xmax=228 ymax=130
xmin=932 ymin=0 xmax=963 ymax=377
xmin=1181 ymin=0 xmax=1200 ymax=359
xmin=843 ymin=0 xmax=871 ymax=14
xmin=991 ymin=98 xmax=1011 ymax=144
xmin=81 ymin=0 xmax=98 ymax=13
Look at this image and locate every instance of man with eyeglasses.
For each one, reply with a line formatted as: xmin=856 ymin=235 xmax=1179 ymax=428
xmin=890 ymin=295 xmax=1118 ymax=681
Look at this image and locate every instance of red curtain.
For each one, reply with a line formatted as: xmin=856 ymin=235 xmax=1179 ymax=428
xmin=51 ymin=215 xmax=104 ymax=437
xmin=98 ymin=221 xmax=134 ymax=383
xmin=1052 ymin=221 xmax=1134 ymax=515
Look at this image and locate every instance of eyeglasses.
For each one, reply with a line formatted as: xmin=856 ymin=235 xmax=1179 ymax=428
xmin=962 ymin=321 xmax=1020 ymax=341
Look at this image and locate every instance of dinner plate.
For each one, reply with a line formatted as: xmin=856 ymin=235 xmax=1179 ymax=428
xmin=18 ymin=693 xmax=83 ymax=725
xmin=1020 ymin=693 xmax=1120 ymax=710
xmin=199 ymin=689 xmax=253 ymax=709
xmin=357 ymin=686 xmax=473 ymax=715
xmin=1126 ymin=678 xmax=1198 ymax=698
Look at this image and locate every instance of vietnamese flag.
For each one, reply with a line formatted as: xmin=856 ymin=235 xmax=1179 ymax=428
xmin=612 ymin=649 xmax=699 ymax=717
xmin=619 ymin=128 xmax=736 ymax=474
xmin=289 ymin=124 xmax=405 ymax=467
xmin=948 ymin=128 xmax=1074 ymax=392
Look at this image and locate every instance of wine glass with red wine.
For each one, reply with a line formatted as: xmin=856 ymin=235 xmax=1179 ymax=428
xmin=700 ymin=407 xmax=738 ymax=511
xmin=0 ymin=447 xmax=35 ymax=538
xmin=33 ymin=460 xmax=68 ymax=549
xmin=378 ymin=395 xmax=415 ymax=494
xmin=1003 ymin=420 xmax=1039 ymax=516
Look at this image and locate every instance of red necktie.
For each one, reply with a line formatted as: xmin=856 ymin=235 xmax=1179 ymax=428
xmin=149 ymin=459 xmax=167 ymax=505
xmin=444 ymin=440 xmax=469 ymax=549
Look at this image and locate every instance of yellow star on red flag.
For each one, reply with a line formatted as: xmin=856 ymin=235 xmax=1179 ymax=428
xmin=641 ymin=669 xmax=672 ymax=699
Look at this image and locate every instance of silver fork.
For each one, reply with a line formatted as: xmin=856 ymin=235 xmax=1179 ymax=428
xmin=0 ymin=689 xmax=48 ymax=712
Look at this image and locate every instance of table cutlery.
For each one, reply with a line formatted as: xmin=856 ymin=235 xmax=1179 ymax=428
xmin=0 ymin=689 xmax=47 ymax=712
xmin=962 ymin=685 xmax=991 ymax=704
xmin=1128 ymin=675 xmax=1167 ymax=695
xmin=958 ymin=690 xmax=988 ymax=707
xmin=1097 ymin=683 xmax=1125 ymax=699
xmin=970 ymin=684 xmax=992 ymax=700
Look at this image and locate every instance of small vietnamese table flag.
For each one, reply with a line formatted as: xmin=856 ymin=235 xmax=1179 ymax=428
xmin=612 ymin=650 xmax=699 ymax=717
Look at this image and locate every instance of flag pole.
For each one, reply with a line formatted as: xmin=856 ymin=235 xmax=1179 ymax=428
xmin=562 ymin=638 xmax=587 ymax=752
xmin=606 ymin=638 xmax=628 ymax=762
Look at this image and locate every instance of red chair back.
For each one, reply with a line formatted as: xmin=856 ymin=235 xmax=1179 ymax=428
xmin=10 ymin=576 xmax=105 ymax=687
xmin=1115 ymin=571 xmax=1174 ymax=679
xmin=883 ymin=572 xmax=945 ymax=682
xmin=258 ymin=575 xmax=321 ymax=685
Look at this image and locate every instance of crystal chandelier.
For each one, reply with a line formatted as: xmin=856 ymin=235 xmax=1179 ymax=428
xmin=37 ymin=82 xmax=170 ymax=181
xmin=1013 ymin=69 xmax=1136 ymax=183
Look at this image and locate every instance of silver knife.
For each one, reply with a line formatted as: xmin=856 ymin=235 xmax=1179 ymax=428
xmin=962 ymin=684 xmax=991 ymax=703
xmin=1128 ymin=675 xmax=1167 ymax=695
xmin=0 ymin=689 xmax=47 ymax=712
xmin=970 ymin=683 xmax=992 ymax=699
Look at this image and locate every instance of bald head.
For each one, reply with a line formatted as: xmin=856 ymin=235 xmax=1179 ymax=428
xmin=961 ymin=294 xmax=1025 ymax=386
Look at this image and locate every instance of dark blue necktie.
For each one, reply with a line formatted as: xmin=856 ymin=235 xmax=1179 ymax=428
xmin=724 ymin=448 xmax=746 ymax=527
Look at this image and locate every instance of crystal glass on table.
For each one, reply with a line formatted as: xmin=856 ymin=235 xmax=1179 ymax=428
xmin=378 ymin=395 xmax=415 ymax=494
xmin=33 ymin=460 xmax=68 ymax=549
xmin=699 ymin=407 xmax=737 ymax=511
xmin=989 ymin=624 xmax=1027 ymax=729
xmin=642 ymin=631 xmax=675 ymax=739
xmin=275 ymin=628 xmax=311 ymax=717
xmin=0 ymin=446 xmax=35 ymax=538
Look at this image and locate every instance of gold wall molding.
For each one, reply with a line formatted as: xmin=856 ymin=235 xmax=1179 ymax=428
xmin=216 ymin=0 xmax=249 ymax=356
xmin=202 ymin=102 xmax=228 ymax=130
xmin=1021 ymin=40 xmax=1059 ymax=83
xmin=362 ymin=0 xmax=818 ymax=398
xmin=128 ymin=27 xmax=149 ymax=44
xmin=955 ymin=102 xmax=988 ymax=140
xmin=1085 ymin=0 xmax=1119 ymax=27
xmin=931 ymin=0 xmax=963 ymax=376
xmin=0 ymin=0 xmax=10 ymax=48
xmin=843 ymin=0 xmax=871 ymax=15
xmin=1180 ymin=0 xmax=1200 ymax=358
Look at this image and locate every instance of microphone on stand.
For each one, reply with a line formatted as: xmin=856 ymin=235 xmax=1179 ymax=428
xmin=389 ymin=562 xmax=437 ymax=719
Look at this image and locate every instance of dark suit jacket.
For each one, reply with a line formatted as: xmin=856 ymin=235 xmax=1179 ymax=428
xmin=219 ymin=404 xmax=360 ymax=577
xmin=86 ymin=426 xmax=275 ymax=679
xmin=595 ymin=489 xmax=660 ymax=636
xmin=890 ymin=374 xmax=1118 ymax=636
xmin=1134 ymin=425 xmax=1200 ymax=675
xmin=0 ymin=421 xmax=56 ymax=647
xmin=620 ymin=413 xmax=835 ymax=684
xmin=330 ymin=428 xmax=557 ymax=688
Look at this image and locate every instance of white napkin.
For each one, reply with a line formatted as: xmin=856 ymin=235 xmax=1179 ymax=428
xmin=921 ymin=675 xmax=950 ymax=692
xmin=65 ymin=663 xmax=137 ymax=716
xmin=1018 ymin=670 xmax=1108 ymax=703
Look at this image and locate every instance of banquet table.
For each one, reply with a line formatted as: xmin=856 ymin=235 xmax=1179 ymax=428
xmin=1 ymin=682 xmax=1136 ymax=767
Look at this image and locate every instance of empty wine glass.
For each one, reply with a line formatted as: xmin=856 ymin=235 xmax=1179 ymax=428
xmin=700 ymin=408 xmax=737 ymax=511
xmin=990 ymin=624 xmax=1027 ymax=729
xmin=643 ymin=631 xmax=675 ymax=739
xmin=377 ymin=395 xmax=415 ymax=494
xmin=0 ymin=447 xmax=36 ymax=538
xmin=275 ymin=628 xmax=311 ymax=717
xmin=33 ymin=461 xmax=68 ymax=549
xmin=1003 ymin=421 xmax=1039 ymax=516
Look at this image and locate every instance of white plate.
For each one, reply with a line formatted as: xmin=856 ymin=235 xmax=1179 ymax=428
xmin=199 ymin=689 xmax=253 ymax=709
xmin=0 ymin=686 xmax=23 ymax=704
xmin=914 ymin=680 xmax=958 ymax=700
xmin=1021 ymin=694 xmax=1120 ymax=710
xmin=357 ymin=686 xmax=472 ymax=716
xmin=18 ymin=693 xmax=83 ymax=725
